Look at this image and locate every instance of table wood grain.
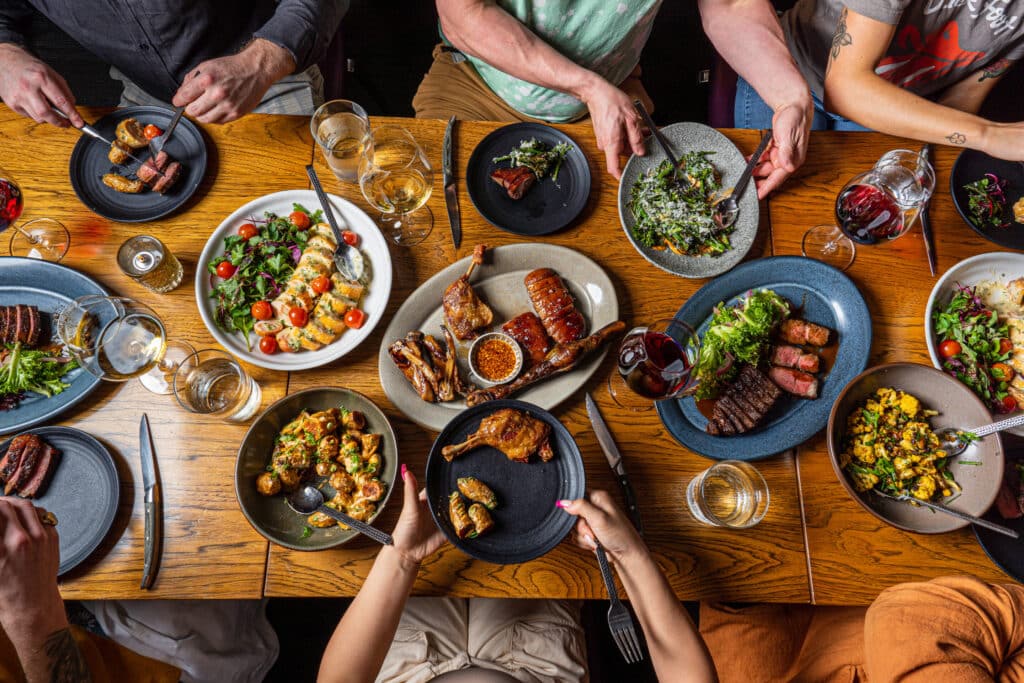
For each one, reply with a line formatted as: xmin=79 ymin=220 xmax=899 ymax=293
xmin=769 ymin=131 xmax=1016 ymax=605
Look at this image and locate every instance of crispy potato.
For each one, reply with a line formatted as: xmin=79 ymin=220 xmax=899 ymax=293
xmin=108 ymin=140 xmax=132 ymax=164
xmin=102 ymin=173 xmax=144 ymax=194
xmin=256 ymin=472 xmax=281 ymax=497
xmin=115 ymin=117 xmax=148 ymax=148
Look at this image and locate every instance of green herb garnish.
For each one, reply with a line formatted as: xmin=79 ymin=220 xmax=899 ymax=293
xmin=493 ymin=138 xmax=573 ymax=181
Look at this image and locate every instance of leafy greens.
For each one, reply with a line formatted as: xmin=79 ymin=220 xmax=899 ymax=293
xmin=492 ymin=138 xmax=573 ymax=181
xmin=0 ymin=343 xmax=78 ymax=410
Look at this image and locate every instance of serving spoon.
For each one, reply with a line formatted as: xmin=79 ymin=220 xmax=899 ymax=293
xmin=936 ymin=412 xmax=1024 ymax=456
xmin=711 ymin=130 xmax=773 ymax=230
xmin=287 ymin=485 xmax=393 ymax=545
xmin=305 ymin=164 xmax=365 ymax=282
xmin=872 ymin=489 xmax=1019 ymax=538
xmin=632 ymin=99 xmax=680 ymax=176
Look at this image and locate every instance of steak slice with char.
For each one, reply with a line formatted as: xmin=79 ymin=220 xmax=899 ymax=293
xmin=18 ymin=444 xmax=60 ymax=498
xmin=0 ymin=306 xmax=9 ymax=343
xmin=5 ymin=434 xmax=42 ymax=495
xmin=0 ymin=434 xmax=32 ymax=484
xmin=706 ymin=365 xmax=782 ymax=436
xmin=768 ymin=366 xmax=820 ymax=399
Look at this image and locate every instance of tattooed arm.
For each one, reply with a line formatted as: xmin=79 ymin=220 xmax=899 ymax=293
xmin=824 ymin=7 xmax=1024 ymax=160
xmin=0 ymin=499 xmax=90 ymax=682
xmin=936 ymin=58 xmax=1016 ymax=114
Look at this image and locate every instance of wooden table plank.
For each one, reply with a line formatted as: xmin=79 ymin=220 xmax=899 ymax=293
xmin=0 ymin=107 xmax=312 ymax=598
xmin=265 ymin=119 xmax=811 ymax=602
xmin=769 ymin=131 xmax=1015 ymax=605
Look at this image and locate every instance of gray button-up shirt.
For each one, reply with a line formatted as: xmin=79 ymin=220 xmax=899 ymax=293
xmin=0 ymin=0 xmax=349 ymax=102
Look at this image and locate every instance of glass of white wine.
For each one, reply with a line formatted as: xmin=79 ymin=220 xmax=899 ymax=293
xmin=55 ymin=295 xmax=194 ymax=395
xmin=358 ymin=126 xmax=433 ymax=246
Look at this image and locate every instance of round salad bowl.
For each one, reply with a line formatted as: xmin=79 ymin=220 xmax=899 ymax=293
xmin=827 ymin=363 xmax=1004 ymax=534
xmin=924 ymin=251 xmax=1024 ymax=436
xmin=195 ymin=190 xmax=393 ymax=371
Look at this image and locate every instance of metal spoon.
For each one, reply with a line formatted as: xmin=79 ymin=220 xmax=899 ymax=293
xmin=872 ymin=490 xmax=1019 ymax=538
xmin=712 ymin=130 xmax=773 ymax=230
xmin=304 ymin=164 xmax=365 ymax=282
xmin=286 ymin=485 xmax=393 ymax=545
xmin=632 ymin=99 xmax=679 ymax=175
xmin=936 ymin=412 xmax=1024 ymax=456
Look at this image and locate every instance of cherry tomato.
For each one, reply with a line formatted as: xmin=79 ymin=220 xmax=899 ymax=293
xmin=1000 ymin=338 xmax=1014 ymax=355
xmin=250 ymin=300 xmax=273 ymax=321
xmin=344 ymin=308 xmax=366 ymax=329
xmin=991 ymin=362 xmax=1015 ymax=382
xmin=1001 ymin=395 xmax=1019 ymax=413
xmin=289 ymin=211 xmax=311 ymax=230
xmin=238 ymin=223 xmax=258 ymax=240
xmin=143 ymin=124 xmax=163 ymax=140
xmin=938 ymin=339 xmax=962 ymax=358
xmin=342 ymin=230 xmax=359 ymax=246
xmin=215 ymin=260 xmax=236 ymax=279
xmin=288 ymin=307 xmax=309 ymax=327
xmin=259 ymin=336 xmax=278 ymax=354
xmin=311 ymin=275 xmax=331 ymax=294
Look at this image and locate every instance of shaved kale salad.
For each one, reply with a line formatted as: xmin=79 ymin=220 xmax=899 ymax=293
xmin=493 ymin=138 xmax=573 ymax=181
xmin=629 ymin=151 xmax=731 ymax=256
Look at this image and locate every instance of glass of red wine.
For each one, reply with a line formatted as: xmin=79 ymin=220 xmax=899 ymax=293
xmin=802 ymin=149 xmax=935 ymax=271
xmin=0 ymin=165 xmax=70 ymax=262
xmin=607 ymin=317 xmax=700 ymax=412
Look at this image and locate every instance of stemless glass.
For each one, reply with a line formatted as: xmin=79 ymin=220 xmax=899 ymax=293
xmin=310 ymin=100 xmax=371 ymax=182
xmin=172 ymin=349 xmax=262 ymax=423
xmin=358 ymin=126 xmax=434 ymax=246
xmin=55 ymin=295 xmax=194 ymax=395
xmin=802 ymin=149 xmax=936 ymax=271
xmin=0 ymin=164 xmax=69 ymax=262
xmin=686 ymin=460 xmax=770 ymax=529
xmin=607 ymin=317 xmax=700 ymax=412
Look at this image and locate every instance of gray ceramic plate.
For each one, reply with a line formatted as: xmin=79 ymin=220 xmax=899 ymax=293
xmin=234 ymin=387 xmax=398 ymax=551
xmin=618 ymin=122 xmax=758 ymax=279
xmin=378 ymin=244 xmax=619 ymax=432
xmin=827 ymin=363 xmax=1004 ymax=534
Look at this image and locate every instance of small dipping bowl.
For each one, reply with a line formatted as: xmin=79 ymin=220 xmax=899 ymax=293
xmin=468 ymin=332 xmax=523 ymax=387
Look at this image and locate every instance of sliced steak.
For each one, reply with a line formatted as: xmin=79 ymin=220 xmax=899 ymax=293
xmin=0 ymin=306 xmax=9 ymax=343
xmin=768 ymin=366 xmax=820 ymax=399
xmin=778 ymin=319 xmax=831 ymax=347
xmin=771 ymin=344 xmax=820 ymax=373
xmin=25 ymin=306 xmax=40 ymax=346
xmin=706 ymin=365 xmax=782 ymax=436
xmin=734 ymin=369 xmax=774 ymax=412
xmin=151 ymin=160 xmax=182 ymax=194
xmin=5 ymin=434 xmax=41 ymax=495
xmin=490 ymin=166 xmax=537 ymax=200
xmin=12 ymin=305 xmax=25 ymax=345
xmin=18 ymin=444 xmax=59 ymax=498
xmin=3 ymin=306 xmax=14 ymax=343
xmin=0 ymin=434 xmax=31 ymax=484
xmin=717 ymin=395 xmax=756 ymax=431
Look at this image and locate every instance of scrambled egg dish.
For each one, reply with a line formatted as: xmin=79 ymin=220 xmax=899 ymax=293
xmin=840 ymin=388 xmax=960 ymax=502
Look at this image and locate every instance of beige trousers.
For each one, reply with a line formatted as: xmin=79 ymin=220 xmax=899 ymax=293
xmin=377 ymin=598 xmax=588 ymax=683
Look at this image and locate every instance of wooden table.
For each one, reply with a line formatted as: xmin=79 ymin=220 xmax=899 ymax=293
xmin=0 ymin=105 xmax=1010 ymax=604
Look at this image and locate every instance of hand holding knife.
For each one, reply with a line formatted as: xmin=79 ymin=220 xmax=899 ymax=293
xmin=585 ymin=393 xmax=644 ymax=536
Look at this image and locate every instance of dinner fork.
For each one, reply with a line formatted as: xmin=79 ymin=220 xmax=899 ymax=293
xmin=595 ymin=542 xmax=645 ymax=664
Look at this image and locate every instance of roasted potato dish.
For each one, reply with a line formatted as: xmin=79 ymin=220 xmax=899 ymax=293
xmin=102 ymin=173 xmax=144 ymax=194
xmin=115 ymin=117 xmax=148 ymax=148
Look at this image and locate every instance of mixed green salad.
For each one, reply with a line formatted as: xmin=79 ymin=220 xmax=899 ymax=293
xmin=493 ymin=138 xmax=573 ymax=181
xmin=963 ymin=174 xmax=1010 ymax=230
xmin=208 ymin=204 xmax=321 ymax=346
xmin=629 ymin=151 xmax=731 ymax=256
xmin=694 ymin=289 xmax=790 ymax=399
xmin=933 ymin=284 xmax=1017 ymax=413
xmin=0 ymin=343 xmax=78 ymax=410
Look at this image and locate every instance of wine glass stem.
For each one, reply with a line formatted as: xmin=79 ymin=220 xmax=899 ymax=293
xmin=13 ymin=224 xmax=41 ymax=246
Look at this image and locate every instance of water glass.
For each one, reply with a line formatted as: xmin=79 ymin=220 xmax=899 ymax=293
xmin=172 ymin=349 xmax=262 ymax=422
xmin=686 ymin=460 xmax=769 ymax=528
xmin=311 ymin=100 xmax=371 ymax=182
xmin=117 ymin=235 xmax=183 ymax=293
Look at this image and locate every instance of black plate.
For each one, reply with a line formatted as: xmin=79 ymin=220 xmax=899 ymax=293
xmin=0 ymin=257 xmax=106 ymax=436
xmin=0 ymin=427 xmax=119 ymax=576
xmin=950 ymin=150 xmax=1024 ymax=250
xmin=466 ymin=123 xmax=591 ymax=236
xmin=426 ymin=400 xmax=585 ymax=564
xmin=69 ymin=106 xmax=207 ymax=222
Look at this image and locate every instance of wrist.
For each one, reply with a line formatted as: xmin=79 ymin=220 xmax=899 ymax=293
xmin=379 ymin=545 xmax=421 ymax=576
xmin=573 ymin=71 xmax=607 ymax=105
xmin=244 ymin=38 xmax=295 ymax=81
xmin=977 ymin=120 xmax=1000 ymax=154
xmin=2 ymin=597 xmax=68 ymax=650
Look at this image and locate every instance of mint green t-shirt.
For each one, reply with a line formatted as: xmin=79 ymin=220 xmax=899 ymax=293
xmin=454 ymin=0 xmax=662 ymax=122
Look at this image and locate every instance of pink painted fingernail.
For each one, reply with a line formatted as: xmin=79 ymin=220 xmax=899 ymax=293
xmin=555 ymin=500 xmax=569 ymax=509
xmin=400 ymin=464 xmax=408 ymax=479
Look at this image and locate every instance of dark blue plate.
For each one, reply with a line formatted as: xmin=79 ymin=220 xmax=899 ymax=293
xmin=0 ymin=258 xmax=105 ymax=436
xmin=950 ymin=150 xmax=1024 ymax=250
xmin=0 ymin=426 xmax=119 ymax=576
xmin=466 ymin=123 xmax=591 ymax=236
xmin=657 ymin=256 xmax=872 ymax=460
xmin=975 ymin=450 xmax=1024 ymax=583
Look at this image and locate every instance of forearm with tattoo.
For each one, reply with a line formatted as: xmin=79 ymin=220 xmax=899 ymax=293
xmin=826 ymin=7 xmax=852 ymax=77
xmin=41 ymin=629 xmax=91 ymax=683
xmin=946 ymin=132 xmax=967 ymax=144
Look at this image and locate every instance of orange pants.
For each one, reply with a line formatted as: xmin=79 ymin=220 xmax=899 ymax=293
xmin=700 ymin=576 xmax=1024 ymax=682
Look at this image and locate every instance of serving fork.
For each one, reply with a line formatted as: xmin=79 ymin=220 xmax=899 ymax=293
xmin=871 ymin=489 xmax=1019 ymax=538
xmin=595 ymin=542 xmax=645 ymax=664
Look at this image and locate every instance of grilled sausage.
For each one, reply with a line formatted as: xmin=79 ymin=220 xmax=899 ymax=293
xmin=102 ymin=173 xmax=145 ymax=194
xmin=449 ymin=492 xmax=475 ymax=538
xmin=115 ymin=118 xmax=149 ymax=148
xmin=523 ymin=268 xmax=586 ymax=345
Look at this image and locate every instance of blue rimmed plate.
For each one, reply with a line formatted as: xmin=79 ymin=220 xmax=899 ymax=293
xmin=657 ymin=256 xmax=872 ymax=460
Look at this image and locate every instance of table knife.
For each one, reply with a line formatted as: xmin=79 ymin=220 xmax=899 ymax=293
xmin=139 ymin=413 xmax=162 ymax=590
xmin=442 ymin=115 xmax=462 ymax=248
xmin=585 ymin=393 xmax=644 ymax=536
xmin=918 ymin=144 xmax=937 ymax=276
xmin=51 ymin=106 xmax=169 ymax=179
xmin=149 ymin=105 xmax=185 ymax=158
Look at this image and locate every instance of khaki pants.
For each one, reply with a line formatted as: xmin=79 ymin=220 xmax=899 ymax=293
xmin=377 ymin=598 xmax=588 ymax=683
xmin=700 ymin=576 xmax=1024 ymax=682
xmin=412 ymin=44 xmax=653 ymax=123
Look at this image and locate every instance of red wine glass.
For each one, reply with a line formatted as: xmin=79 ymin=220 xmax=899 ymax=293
xmin=0 ymin=165 xmax=70 ymax=262
xmin=607 ymin=317 xmax=700 ymax=412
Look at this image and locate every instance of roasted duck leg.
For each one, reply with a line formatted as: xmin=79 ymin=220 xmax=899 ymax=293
xmin=442 ymin=408 xmax=552 ymax=462
xmin=466 ymin=320 xmax=627 ymax=406
xmin=443 ymin=244 xmax=494 ymax=341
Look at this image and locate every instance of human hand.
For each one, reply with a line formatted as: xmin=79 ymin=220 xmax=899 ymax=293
xmin=0 ymin=499 xmax=65 ymax=636
xmin=0 ymin=44 xmax=83 ymax=128
xmin=559 ymin=490 xmax=646 ymax=564
xmin=752 ymin=98 xmax=813 ymax=198
xmin=581 ymin=77 xmax=646 ymax=179
xmin=171 ymin=39 xmax=295 ymax=123
xmin=391 ymin=465 xmax=446 ymax=571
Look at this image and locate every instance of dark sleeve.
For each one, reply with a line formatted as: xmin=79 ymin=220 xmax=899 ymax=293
xmin=0 ymin=0 xmax=34 ymax=47
xmin=252 ymin=0 xmax=349 ymax=72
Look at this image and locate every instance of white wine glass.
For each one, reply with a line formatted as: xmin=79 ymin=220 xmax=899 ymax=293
xmin=55 ymin=295 xmax=194 ymax=395
xmin=358 ymin=126 xmax=433 ymax=246
xmin=0 ymin=164 xmax=70 ymax=262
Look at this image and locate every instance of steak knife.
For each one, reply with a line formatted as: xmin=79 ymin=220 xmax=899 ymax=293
xmin=585 ymin=393 xmax=644 ymax=536
xmin=442 ymin=115 xmax=462 ymax=248
xmin=918 ymin=144 xmax=937 ymax=276
xmin=139 ymin=413 xmax=162 ymax=590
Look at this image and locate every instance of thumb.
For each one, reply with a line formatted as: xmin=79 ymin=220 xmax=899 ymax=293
xmin=557 ymin=497 xmax=606 ymax=525
xmin=401 ymin=464 xmax=419 ymax=511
